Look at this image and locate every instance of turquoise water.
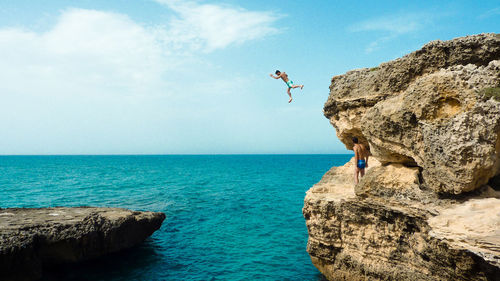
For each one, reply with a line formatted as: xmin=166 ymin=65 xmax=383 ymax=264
xmin=0 ymin=155 xmax=351 ymax=281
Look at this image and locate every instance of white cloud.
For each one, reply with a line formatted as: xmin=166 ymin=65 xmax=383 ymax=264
xmin=0 ymin=8 xmax=168 ymax=99
xmin=0 ymin=4 xmax=281 ymax=154
xmin=479 ymin=7 xmax=500 ymax=19
xmin=0 ymin=3 xmax=280 ymax=99
xmin=155 ymin=0 xmax=280 ymax=52
xmin=349 ymin=14 xmax=427 ymax=35
xmin=349 ymin=12 xmax=434 ymax=53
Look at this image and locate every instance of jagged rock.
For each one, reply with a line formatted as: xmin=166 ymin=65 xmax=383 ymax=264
xmin=355 ymin=164 xmax=424 ymax=200
xmin=304 ymin=160 xmax=500 ymax=281
xmin=325 ymin=33 xmax=500 ymax=127
xmin=0 ymin=207 xmax=165 ymax=281
xmin=305 ymin=34 xmax=500 ymax=281
xmin=324 ymin=33 xmax=500 ymax=194
xmin=363 ymin=61 xmax=500 ymax=193
xmin=308 ymin=157 xmax=381 ymax=198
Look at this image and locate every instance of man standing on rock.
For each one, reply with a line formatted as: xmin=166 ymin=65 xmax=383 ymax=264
xmin=269 ymin=70 xmax=304 ymax=103
xmin=353 ymin=137 xmax=369 ymax=184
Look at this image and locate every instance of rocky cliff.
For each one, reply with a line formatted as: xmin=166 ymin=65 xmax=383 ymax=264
xmin=0 ymin=207 xmax=165 ymax=281
xmin=304 ymin=33 xmax=500 ymax=280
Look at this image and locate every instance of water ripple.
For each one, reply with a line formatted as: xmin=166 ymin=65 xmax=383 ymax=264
xmin=0 ymin=154 xmax=351 ymax=280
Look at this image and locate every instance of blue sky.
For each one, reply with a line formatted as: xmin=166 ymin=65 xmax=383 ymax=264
xmin=0 ymin=0 xmax=498 ymax=154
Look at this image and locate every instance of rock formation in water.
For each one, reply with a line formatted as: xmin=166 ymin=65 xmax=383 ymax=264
xmin=0 ymin=207 xmax=165 ymax=281
xmin=304 ymin=33 xmax=500 ymax=280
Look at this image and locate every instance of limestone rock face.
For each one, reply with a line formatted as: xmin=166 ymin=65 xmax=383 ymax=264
xmin=324 ymin=33 xmax=500 ymax=194
xmin=305 ymin=34 xmax=500 ymax=281
xmin=363 ymin=61 xmax=500 ymax=193
xmin=355 ymin=164 xmax=423 ymax=200
xmin=304 ymin=159 xmax=500 ymax=281
xmin=0 ymin=207 xmax=165 ymax=281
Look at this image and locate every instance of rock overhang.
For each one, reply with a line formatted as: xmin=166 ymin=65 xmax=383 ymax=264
xmin=324 ymin=33 xmax=500 ymax=194
xmin=305 ymin=33 xmax=500 ymax=281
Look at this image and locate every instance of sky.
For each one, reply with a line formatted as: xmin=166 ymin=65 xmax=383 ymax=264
xmin=0 ymin=0 xmax=498 ymax=155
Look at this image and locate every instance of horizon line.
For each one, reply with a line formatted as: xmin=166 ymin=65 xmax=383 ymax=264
xmin=0 ymin=153 xmax=354 ymax=156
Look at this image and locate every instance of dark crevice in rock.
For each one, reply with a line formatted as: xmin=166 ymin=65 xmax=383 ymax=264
xmin=488 ymin=174 xmax=500 ymax=190
xmin=437 ymin=184 xmax=497 ymax=201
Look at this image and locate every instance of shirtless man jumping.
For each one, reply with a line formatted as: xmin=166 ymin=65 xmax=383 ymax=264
xmin=353 ymin=137 xmax=369 ymax=184
xmin=269 ymin=70 xmax=304 ymax=103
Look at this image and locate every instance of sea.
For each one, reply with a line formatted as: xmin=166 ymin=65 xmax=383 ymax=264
xmin=0 ymin=154 xmax=352 ymax=281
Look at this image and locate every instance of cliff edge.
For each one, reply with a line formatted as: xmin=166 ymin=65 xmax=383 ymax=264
xmin=304 ymin=33 xmax=500 ymax=280
xmin=0 ymin=207 xmax=165 ymax=281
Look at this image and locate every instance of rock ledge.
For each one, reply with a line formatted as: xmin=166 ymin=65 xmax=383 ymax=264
xmin=0 ymin=207 xmax=165 ymax=281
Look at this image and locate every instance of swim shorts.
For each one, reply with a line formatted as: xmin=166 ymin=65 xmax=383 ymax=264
xmin=357 ymin=159 xmax=366 ymax=169
xmin=286 ymin=80 xmax=294 ymax=88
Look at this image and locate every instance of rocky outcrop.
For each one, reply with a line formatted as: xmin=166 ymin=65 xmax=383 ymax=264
xmin=325 ymin=33 xmax=500 ymax=194
xmin=305 ymin=33 xmax=500 ymax=280
xmin=304 ymin=162 xmax=500 ymax=281
xmin=0 ymin=207 xmax=165 ymax=281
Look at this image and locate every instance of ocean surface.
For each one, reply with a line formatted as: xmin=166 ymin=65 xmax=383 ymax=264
xmin=0 ymin=154 xmax=352 ymax=281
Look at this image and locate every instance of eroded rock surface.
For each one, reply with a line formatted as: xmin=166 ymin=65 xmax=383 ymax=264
xmin=362 ymin=61 xmax=500 ymax=193
xmin=304 ymin=160 xmax=500 ymax=281
xmin=305 ymin=34 xmax=500 ymax=281
xmin=0 ymin=207 xmax=165 ymax=281
xmin=324 ymin=33 xmax=500 ymax=194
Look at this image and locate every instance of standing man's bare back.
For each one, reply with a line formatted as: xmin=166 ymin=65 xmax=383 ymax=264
xmin=269 ymin=70 xmax=304 ymax=103
xmin=353 ymin=137 xmax=369 ymax=184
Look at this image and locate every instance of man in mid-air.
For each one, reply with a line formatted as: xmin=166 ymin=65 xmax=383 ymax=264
xmin=269 ymin=70 xmax=304 ymax=103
